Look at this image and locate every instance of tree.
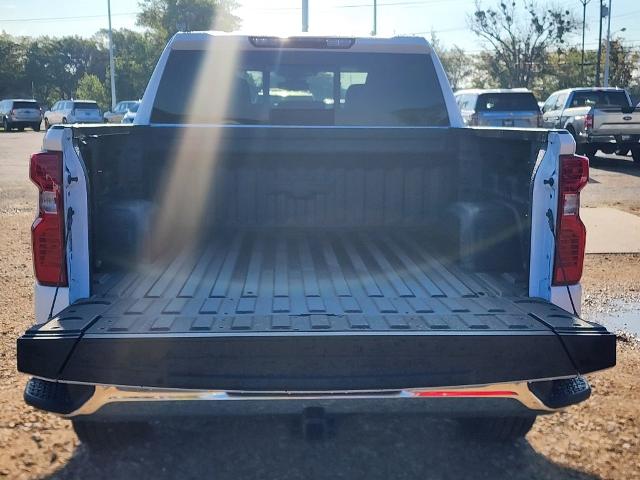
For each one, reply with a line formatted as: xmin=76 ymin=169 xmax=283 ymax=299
xmin=430 ymin=33 xmax=475 ymax=90
xmin=469 ymin=1 xmax=576 ymax=88
xmin=137 ymin=0 xmax=240 ymax=43
xmin=440 ymin=46 xmax=476 ymax=91
xmin=535 ymin=39 xmax=640 ymax=100
xmin=75 ymin=73 xmax=109 ymax=110
xmin=0 ymin=33 xmax=27 ymax=99
xmin=606 ymin=39 xmax=640 ymax=89
xmin=94 ymin=28 xmax=159 ymax=101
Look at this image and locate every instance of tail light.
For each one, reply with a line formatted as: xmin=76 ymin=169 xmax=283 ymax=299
xmin=584 ymin=112 xmax=593 ymax=131
xmin=552 ymin=154 xmax=589 ymax=286
xmin=30 ymin=151 xmax=67 ymax=286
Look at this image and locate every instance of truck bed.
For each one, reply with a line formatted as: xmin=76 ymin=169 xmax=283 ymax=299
xmin=94 ymin=228 xmax=525 ymax=324
xmin=18 ymin=228 xmax=615 ymax=391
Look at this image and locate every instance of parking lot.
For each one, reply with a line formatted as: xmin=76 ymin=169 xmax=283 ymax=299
xmin=0 ymin=130 xmax=639 ymax=479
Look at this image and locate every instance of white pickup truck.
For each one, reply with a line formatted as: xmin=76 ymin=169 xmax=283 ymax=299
xmin=18 ymin=33 xmax=615 ymax=448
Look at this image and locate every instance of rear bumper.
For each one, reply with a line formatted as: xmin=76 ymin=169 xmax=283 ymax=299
xmin=7 ymin=119 xmax=40 ymax=127
xmin=24 ymin=376 xmax=592 ymax=419
xmin=580 ymin=133 xmax=640 ymax=146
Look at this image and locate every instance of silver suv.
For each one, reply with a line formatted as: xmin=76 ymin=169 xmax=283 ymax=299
xmin=454 ymin=89 xmax=541 ymax=128
xmin=0 ymin=99 xmax=42 ymax=132
xmin=44 ymin=100 xmax=102 ymax=129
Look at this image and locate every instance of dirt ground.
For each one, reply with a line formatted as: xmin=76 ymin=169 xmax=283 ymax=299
xmin=0 ymin=131 xmax=639 ymax=479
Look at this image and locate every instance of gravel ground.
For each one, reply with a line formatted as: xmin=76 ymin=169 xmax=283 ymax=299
xmin=0 ymin=131 xmax=639 ymax=479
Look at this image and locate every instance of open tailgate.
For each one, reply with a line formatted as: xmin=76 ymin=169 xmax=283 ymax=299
xmin=18 ymin=295 xmax=615 ymax=391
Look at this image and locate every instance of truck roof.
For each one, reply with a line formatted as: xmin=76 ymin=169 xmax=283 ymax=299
xmin=454 ymin=88 xmax=533 ymax=95
xmin=553 ymin=87 xmax=627 ymax=94
xmin=167 ymin=31 xmax=433 ymax=54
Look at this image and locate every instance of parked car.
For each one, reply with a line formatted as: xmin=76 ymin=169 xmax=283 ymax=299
xmin=103 ymin=100 xmax=139 ymax=123
xmin=0 ymin=99 xmax=41 ymax=131
xmin=541 ymin=87 xmax=640 ymax=162
xmin=120 ymin=101 xmax=140 ymax=123
xmin=454 ymin=88 xmax=541 ymax=127
xmin=44 ymin=100 xmax=102 ymax=128
xmin=18 ymin=33 xmax=615 ymax=450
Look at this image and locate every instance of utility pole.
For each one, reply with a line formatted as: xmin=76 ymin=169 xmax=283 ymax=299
xmin=372 ymin=0 xmax=377 ymax=36
xmin=579 ymin=0 xmax=591 ymax=85
xmin=107 ymin=0 xmax=116 ymax=110
xmin=302 ymin=0 xmax=308 ymax=32
xmin=603 ymin=0 xmax=613 ymax=87
xmin=595 ymin=0 xmax=606 ymax=87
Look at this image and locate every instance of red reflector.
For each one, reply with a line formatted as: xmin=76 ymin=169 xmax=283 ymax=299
xmin=30 ymin=151 xmax=67 ymax=287
xmin=553 ymin=154 xmax=588 ymax=286
xmin=413 ymin=390 xmax=517 ymax=398
xmin=31 ymin=215 xmax=67 ymax=285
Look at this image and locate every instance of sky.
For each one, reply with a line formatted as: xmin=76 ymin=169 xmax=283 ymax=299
xmin=0 ymin=0 xmax=639 ymax=52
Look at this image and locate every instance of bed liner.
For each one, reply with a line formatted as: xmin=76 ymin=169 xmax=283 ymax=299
xmin=18 ymin=229 xmax=615 ymax=391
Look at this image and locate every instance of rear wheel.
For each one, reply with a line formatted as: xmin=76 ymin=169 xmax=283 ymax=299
xmin=2 ymin=117 xmax=10 ymax=132
xmin=457 ymin=416 xmax=536 ymax=442
xmin=18 ymin=126 xmax=24 ymax=132
xmin=33 ymin=123 xmax=41 ymax=132
xmin=616 ymin=147 xmax=631 ymax=156
xmin=72 ymin=419 xmax=151 ymax=451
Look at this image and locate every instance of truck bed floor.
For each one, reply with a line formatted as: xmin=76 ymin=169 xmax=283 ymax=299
xmin=86 ymin=229 xmax=533 ymax=333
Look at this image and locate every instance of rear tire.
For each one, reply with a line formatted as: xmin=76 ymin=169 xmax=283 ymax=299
xmin=18 ymin=126 xmax=24 ymax=132
xmin=33 ymin=123 xmax=41 ymax=132
xmin=72 ymin=419 xmax=151 ymax=451
xmin=3 ymin=118 xmax=11 ymax=132
xmin=457 ymin=416 xmax=536 ymax=442
xmin=567 ymin=127 xmax=592 ymax=158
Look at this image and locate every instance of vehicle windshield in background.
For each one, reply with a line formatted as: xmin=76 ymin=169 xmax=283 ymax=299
xmin=569 ymin=91 xmax=630 ymax=108
xmin=475 ymin=93 xmax=539 ymax=112
xmin=151 ymin=50 xmax=449 ymax=126
xmin=74 ymin=102 xmax=99 ymax=110
xmin=14 ymin=101 xmax=39 ymax=110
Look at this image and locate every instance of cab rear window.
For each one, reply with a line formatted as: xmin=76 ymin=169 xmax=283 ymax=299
xmin=151 ymin=49 xmax=449 ymax=127
xmin=13 ymin=101 xmax=39 ymax=109
xmin=569 ymin=91 xmax=630 ymax=108
xmin=74 ymin=102 xmax=99 ymax=110
xmin=475 ymin=93 xmax=539 ymax=112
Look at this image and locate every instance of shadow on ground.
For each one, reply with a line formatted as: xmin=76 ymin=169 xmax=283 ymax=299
xmin=590 ymin=154 xmax=639 ymax=177
xmin=42 ymin=415 xmax=597 ymax=480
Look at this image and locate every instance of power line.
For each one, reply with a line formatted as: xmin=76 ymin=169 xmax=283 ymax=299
xmin=248 ymin=0 xmax=474 ymax=11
